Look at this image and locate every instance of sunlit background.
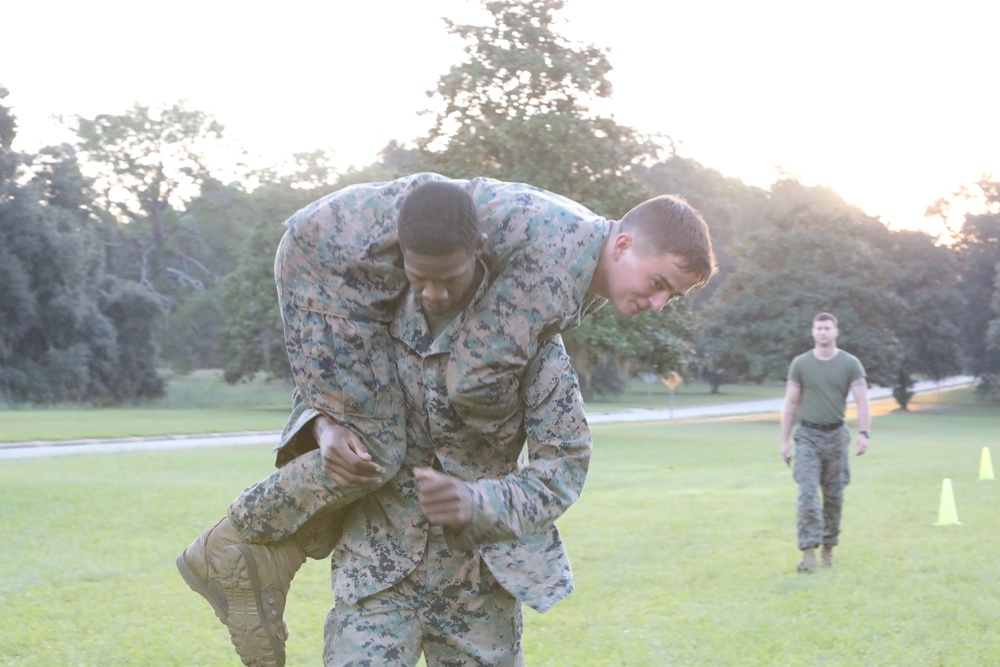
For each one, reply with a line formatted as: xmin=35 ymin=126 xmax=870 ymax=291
xmin=5 ymin=0 xmax=998 ymax=238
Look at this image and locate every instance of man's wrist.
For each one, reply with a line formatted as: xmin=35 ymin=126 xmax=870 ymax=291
xmin=859 ymin=430 xmax=871 ymax=438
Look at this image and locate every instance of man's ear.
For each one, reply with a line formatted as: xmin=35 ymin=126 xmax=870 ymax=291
xmin=473 ymin=233 xmax=488 ymax=258
xmin=613 ymin=232 xmax=633 ymax=259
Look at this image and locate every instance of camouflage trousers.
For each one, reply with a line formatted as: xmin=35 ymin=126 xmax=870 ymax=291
xmin=793 ymin=425 xmax=851 ymax=550
xmin=324 ymin=526 xmax=524 ymax=667
xmin=228 ymin=448 xmax=369 ymax=559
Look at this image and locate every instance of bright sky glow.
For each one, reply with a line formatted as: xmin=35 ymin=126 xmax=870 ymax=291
xmin=4 ymin=0 xmax=998 ymax=239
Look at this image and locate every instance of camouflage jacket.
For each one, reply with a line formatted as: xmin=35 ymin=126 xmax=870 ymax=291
xmin=328 ymin=271 xmax=591 ymax=614
xmin=275 ymin=173 xmax=609 ymax=455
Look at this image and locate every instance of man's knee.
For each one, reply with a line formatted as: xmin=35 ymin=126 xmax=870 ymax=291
xmin=228 ymin=442 xmax=405 ymax=546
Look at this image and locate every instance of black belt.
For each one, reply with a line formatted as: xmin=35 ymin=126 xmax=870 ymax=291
xmin=800 ymin=419 xmax=844 ymax=432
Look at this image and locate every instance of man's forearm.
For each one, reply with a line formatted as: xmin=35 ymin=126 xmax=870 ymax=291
xmin=446 ymin=337 xmax=591 ymax=547
xmin=856 ymin=399 xmax=871 ymax=432
xmin=448 ymin=415 xmax=591 ymax=548
xmin=780 ymin=404 xmax=798 ymax=442
xmin=449 ymin=456 xmax=588 ymax=548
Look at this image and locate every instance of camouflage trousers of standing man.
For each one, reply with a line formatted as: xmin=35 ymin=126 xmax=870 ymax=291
xmin=793 ymin=425 xmax=851 ymax=550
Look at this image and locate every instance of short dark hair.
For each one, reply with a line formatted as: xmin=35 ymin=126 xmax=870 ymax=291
xmin=620 ymin=194 xmax=717 ymax=288
xmin=814 ymin=312 xmax=838 ymax=325
xmin=398 ymin=182 xmax=480 ymax=255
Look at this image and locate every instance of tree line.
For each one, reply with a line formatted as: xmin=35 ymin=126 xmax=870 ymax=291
xmin=2 ymin=0 xmax=999 ymax=407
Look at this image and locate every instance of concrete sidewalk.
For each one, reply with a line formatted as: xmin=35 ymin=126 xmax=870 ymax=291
xmin=587 ymin=375 xmax=974 ymax=424
xmin=0 ymin=376 xmax=974 ymax=460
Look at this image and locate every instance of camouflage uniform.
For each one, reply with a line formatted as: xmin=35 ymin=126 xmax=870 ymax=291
xmin=326 ymin=525 xmax=523 ymax=667
xmin=324 ymin=265 xmax=590 ymax=665
xmin=228 ymin=173 xmax=608 ymax=544
xmin=788 ymin=350 xmax=865 ymax=550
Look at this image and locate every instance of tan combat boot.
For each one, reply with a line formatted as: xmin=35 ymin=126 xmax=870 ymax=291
xmin=797 ymin=547 xmax=816 ymax=574
xmin=218 ymin=537 xmax=306 ymax=667
xmin=176 ymin=518 xmax=243 ymax=625
xmin=820 ymin=545 xmax=834 ymax=568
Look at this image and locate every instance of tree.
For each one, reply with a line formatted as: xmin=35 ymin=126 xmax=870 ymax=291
xmin=562 ymin=300 xmax=699 ymax=400
xmin=73 ymin=101 xmax=225 ymax=226
xmin=249 ymin=149 xmax=341 ymax=192
xmin=702 ymin=181 xmax=903 ymax=388
xmin=418 ymin=0 xmax=657 ymax=214
xmin=636 ymin=156 xmax=770 ymax=307
xmin=0 ymin=92 xmax=163 ymax=403
xmin=953 ymin=178 xmax=1000 ymax=394
xmin=158 ymin=179 xmax=261 ymax=370
xmin=882 ymin=230 xmax=965 ymax=408
xmin=72 ymin=102 xmax=237 ymax=369
xmin=216 ymin=184 xmax=310 ymax=384
xmin=413 ymin=0 xmax=701 ymax=392
xmin=95 ymin=277 xmax=166 ymax=400
xmin=989 ymin=259 xmax=1000 ymax=352
xmin=217 ymin=219 xmax=290 ymax=384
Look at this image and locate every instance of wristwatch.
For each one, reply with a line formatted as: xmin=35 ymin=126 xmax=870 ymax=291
xmin=859 ymin=430 xmax=871 ymax=438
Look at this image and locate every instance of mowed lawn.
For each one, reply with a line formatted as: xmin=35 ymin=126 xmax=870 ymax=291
xmin=1 ymin=387 xmax=998 ymax=666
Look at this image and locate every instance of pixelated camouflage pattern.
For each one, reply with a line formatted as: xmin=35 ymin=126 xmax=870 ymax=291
xmin=230 ymin=171 xmax=607 ymax=555
xmin=234 ymin=203 xmax=417 ymax=543
xmin=793 ymin=425 xmax=851 ymax=550
xmin=274 ymin=225 xmax=407 ymax=469
xmin=330 ymin=274 xmax=591 ymax=616
xmin=215 ymin=174 xmax=603 ymax=663
xmin=324 ymin=526 xmax=523 ymax=667
xmin=233 ymin=256 xmax=590 ymax=615
xmin=273 ymin=173 xmax=609 ymax=459
xmin=228 ymin=445 xmax=350 ymax=553
xmin=451 ymin=178 xmax=610 ymax=441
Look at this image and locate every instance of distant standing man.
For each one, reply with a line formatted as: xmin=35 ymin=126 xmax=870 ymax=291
xmin=780 ymin=312 xmax=871 ymax=573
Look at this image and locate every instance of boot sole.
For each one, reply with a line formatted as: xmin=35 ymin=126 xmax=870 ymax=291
xmin=220 ymin=544 xmax=286 ymax=667
xmin=176 ymin=551 xmax=229 ymax=625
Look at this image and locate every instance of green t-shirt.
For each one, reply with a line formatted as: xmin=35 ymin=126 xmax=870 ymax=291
xmin=788 ymin=350 xmax=866 ymax=424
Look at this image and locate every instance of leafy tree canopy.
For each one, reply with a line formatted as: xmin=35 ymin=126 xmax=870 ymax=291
xmin=703 ymin=181 xmax=904 ymax=387
xmin=0 ymin=96 xmax=163 ymax=403
xmin=418 ymin=0 xmax=656 ymax=215
xmin=953 ymin=178 xmax=1000 ymax=391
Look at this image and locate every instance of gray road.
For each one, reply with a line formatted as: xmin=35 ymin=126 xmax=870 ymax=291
xmin=587 ymin=375 xmax=974 ymax=424
xmin=0 ymin=376 xmax=974 ymax=460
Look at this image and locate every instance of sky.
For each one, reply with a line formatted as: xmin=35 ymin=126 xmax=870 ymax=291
xmin=4 ymin=0 xmax=998 ymax=238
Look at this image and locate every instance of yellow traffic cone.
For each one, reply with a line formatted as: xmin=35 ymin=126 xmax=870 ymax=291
xmin=980 ymin=447 xmax=995 ymax=481
xmin=935 ymin=479 xmax=961 ymax=526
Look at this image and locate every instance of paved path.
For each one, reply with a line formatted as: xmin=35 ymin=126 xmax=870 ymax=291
xmin=587 ymin=375 xmax=974 ymax=424
xmin=0 ymin=376 xmax=974 ymax=460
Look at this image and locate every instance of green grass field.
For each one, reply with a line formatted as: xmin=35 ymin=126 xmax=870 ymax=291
xmin=0 ymin=370 xmax=293 ymax=442
xmin=1 ymin=386 xmax=998 ymax=665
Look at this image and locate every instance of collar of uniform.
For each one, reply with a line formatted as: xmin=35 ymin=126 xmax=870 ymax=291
xmin=390 ymin=258 xmax=492 ymax=355
xmin=574 ymin=216 xmax=612 ymax=294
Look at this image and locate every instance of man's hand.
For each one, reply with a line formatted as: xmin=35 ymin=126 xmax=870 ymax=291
xmin=314 ymin=415 xmax=384 ymax=486
xmin=855 ymin=433 xmax=869 ymax=456
xmin=414 ymin=467 xmax=473 ymax=528
xmin=781 ymin=441 xmax=792 ymax=466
